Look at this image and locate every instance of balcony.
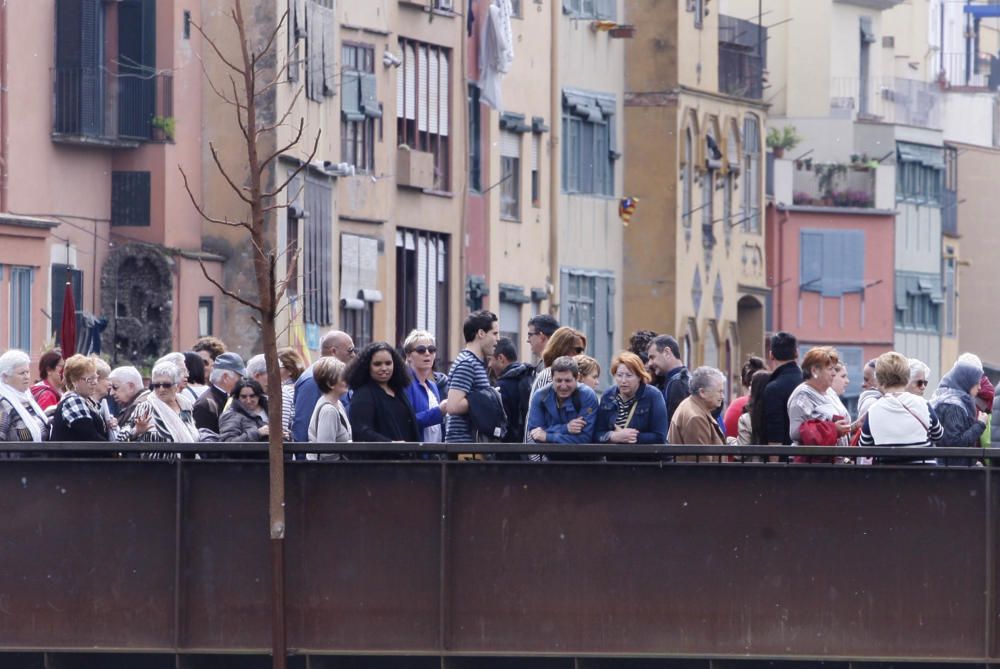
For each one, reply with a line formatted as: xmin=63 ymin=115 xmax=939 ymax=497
xmin=52 ymin=67 xmax=173 ymax=148
xmin=936 ymin=51 xmax=997 ymax=89
xmin=791 ymin=159 xmax=879 ymax=209
xmin=830 ymin=76 xmax=942 ymax=129
xmin=718 ymin=14 xmax=766 ymax=100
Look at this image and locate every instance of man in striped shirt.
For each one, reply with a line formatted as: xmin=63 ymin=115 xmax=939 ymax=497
xmin=445 ymin=310 xmax=499 ymax=443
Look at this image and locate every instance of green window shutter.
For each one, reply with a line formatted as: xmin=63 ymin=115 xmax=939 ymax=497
xmin=341 ymin=71 xmax=363 ymax=120
xmin=361 ymin=73 xmax=381 ymax=118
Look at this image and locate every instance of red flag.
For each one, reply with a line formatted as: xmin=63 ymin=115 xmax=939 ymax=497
xmin=60 ymin=280 xmax=77 ymax=358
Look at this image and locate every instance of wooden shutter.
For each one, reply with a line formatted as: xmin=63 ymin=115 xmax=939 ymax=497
xmin=438 ymin=51 xmax=449 ymax=136
xmin=404 ymin=43 xmax=416 ymax=120
xmin=55 ymin=0 xmax=102 ymax=135
xmin=428 ymin=49 xmax=440 ymax=135
xmin=321 ymin=7 xmax=336 ymax=96
xmin=361 ymin=74 xmax=380 ymax=117
xmin=341 ymin=71 xmax=363 ymax=120
xmin=500 ymin=130 xmax=520 ymax=159
xmin=799 ymin=231 xmax=824 ymax=292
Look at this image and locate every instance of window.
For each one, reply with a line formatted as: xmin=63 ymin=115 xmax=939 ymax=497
xmin=397 ymin=39 xmax=451 ymax=191
xmin=511 ymin=0 xmax=522 ymax=17
xmin=396 ymin=229 xmax=450 ymax=361
xmin=895 ymin=273 xmax=943 ymax=332
xmin=299 ymin=0 xmax=336 ymax=101
xmin=799 ymin=229 xmax=865 ymax=296
xmin=341 ymin=43 xmax=379 ymax=172
xmin=897 ymin=143 xmax=944 ymax=205
xmin=531 ymin=133 xmax=541 ymax=207
xmin=560 ymin=269 xmax=615 ymax=380
xmin=468 ymin=84 xmax=482 ymax=192
xmin=303 ymin=173 xmax=334 ymax=326
xmin=50 ymin=264 xmax=83 ymax=338
xmin=742 ymin=114 xmax=761 ymax=233
xmin=499 ymin=297 xmax=522 ymax=347
xmin=562 ymin=0 xmax=616 ymax=20
xmin=562 ymin=89 xmax=617 ymax=196
xmin=54 ymin=0 xmax=157 ymax=141
xmin=500 ymin=130 xmax=521 ymax=220
xmin=859 ymin=17 xmax=875 ymax=116
xmin=682 ymin=126 xmax=694 ymax=234
xmin=198 ymin=298 xmax=214 ymax=337
xmin=340 ymin=234 xmax=380 ymax=350
xmin=111 ymin=171 xmax=151 ymax=227
xmin=9 ymin=267 xmax=33 ymax=351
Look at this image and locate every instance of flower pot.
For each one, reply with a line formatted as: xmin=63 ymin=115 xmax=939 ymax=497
xmin=772 ymin=147 xmax=784 ymax=159
xmin=609 ymin=25 xmax=636 ymax=38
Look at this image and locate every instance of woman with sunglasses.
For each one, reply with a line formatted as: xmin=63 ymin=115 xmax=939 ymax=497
xmin=220 ymin=378 xmax=274 ymax=442
xmin=906 ymin=359 xmax=931 ymax=397
xmin=118 ymin=362 xmax=199 ymax=446
xmin=49 ymin=354 xmax=109 ymax=442
xmin=529 ymin=327 xmax=588 ymax=397
xmin=402 ymin=330 xmax=448 ymax=443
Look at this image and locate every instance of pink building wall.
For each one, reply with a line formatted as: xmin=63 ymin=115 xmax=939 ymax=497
xmin=766 ymin=206 xmax=895 ymax=357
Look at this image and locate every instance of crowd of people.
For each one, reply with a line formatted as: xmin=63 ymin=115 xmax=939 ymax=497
xmin=0 ymin=311 xmax=994 ymax=465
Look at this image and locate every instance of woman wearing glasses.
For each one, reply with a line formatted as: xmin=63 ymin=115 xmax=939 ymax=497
xmin=595 ymin=351 xmax=667 ymax=445
xmin=220 ymin=378 xmax=274 ymax=442
xmin=906 ymin=359 xmax=931 ymax=397
xmin=118 ymin=362 xmax=199 ymax=445
xmin=49 ymin=354 xmax=109 ymax=442
xmin=402 ymin=330 xmax=448 ymax=443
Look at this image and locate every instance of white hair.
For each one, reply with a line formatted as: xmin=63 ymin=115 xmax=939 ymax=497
xmin=907 ymin=358 xmax=931 ymax=382
xmin=689 ymin=366 xmax=726 ymax=395
xmin=109 ymin=365 xmax=143 ymax=388
xmin=151 ymin=362 xmax=181 ymax=385
xmin=403 ymin=329 xmax=435 ymax=352
xmin=246 ymin=354 xmax=267 ymax=378
xmin=155 ymin=352 xmax=187 ymax=374
xmin=209 ymin=367 xmax=237 ymax=385
xmin=0 ymin=349 xmax=31 ymax=380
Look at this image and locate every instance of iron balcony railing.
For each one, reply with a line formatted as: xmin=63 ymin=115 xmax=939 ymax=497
xmin=52 ymin=67 xmax=173 ymax=145
xmin=718 ymin=14 xmax=767 ymax=100
xmin=830 ymin=76 xmax=943 ymax=129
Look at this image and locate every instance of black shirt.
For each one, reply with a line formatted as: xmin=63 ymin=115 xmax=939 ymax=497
xmin=349 ymin=383 xmax=420 ymax=443
xmin=762 ymin=360 xmax=802 ymax=445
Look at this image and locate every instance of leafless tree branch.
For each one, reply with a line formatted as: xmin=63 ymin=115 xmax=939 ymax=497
xmin=258 ymin=118 xmax=307 ymax=176
xmin=190 ymin=18 xmax=245 ymax=76
xmin=263 ymin=131 xmax=322 ymax=199
xmin=209 ymin=142 xmax=254 ymax=204
xmin=198 ymin=258 xmax=261 ymax=313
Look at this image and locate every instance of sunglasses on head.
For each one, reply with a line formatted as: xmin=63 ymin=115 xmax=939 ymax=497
xmin=150 ymin=382 xmax=174 ymax=390
xmin=410 ymin=345 xmax=437 ymax=355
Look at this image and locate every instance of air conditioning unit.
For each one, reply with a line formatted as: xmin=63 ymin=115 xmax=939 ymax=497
xmin=397 ymin=146 xmax=435 ymax=190
xmin=436 ymin=0 xmax=454 ymax=10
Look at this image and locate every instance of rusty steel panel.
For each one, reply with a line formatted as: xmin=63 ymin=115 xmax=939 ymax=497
xmin=285 ymin=462 xmax=442 ymax=651
xmin=0 ymin=460 xmax=177 ymax=649
xmin=178 ymin=462 xmax=272 ymax=649
xmin=446 ymin=464 xmax=988 ymax=658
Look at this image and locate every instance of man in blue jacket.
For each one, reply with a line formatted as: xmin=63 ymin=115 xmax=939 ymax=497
xmin=526 ymin=356 xmax=599 ymax=445
xmin=292 ymin=330 xmax=356 ymax=442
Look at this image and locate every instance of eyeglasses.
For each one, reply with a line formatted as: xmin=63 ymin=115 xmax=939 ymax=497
xmin=526 ymin=331 xmax=539 ymax=341
xmin=915 ymin=380 xmax=929 ymax=388
xmin=410 ymin=345 xmax=437 ymax=355
xmin=83 ymin=376 xmax=98 ymax=384
xmin=150 ymin=382 xmax=175 ymax=390
xmin=347 ymin=347 xmax=357 ymax=355
xmin=239 ymin=393 xmax=259 ymax=400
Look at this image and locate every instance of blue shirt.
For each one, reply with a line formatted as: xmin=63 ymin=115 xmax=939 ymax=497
xmin=292 ymin=364 xmax=351 ymax=443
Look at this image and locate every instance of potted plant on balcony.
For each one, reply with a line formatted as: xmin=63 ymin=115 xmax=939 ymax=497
xmin=766 ymin=125 xmax=802 ymax=159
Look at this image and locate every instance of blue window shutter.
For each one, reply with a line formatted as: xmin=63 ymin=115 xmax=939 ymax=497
xmin=799 ymin=231 xmax=823 ymax=292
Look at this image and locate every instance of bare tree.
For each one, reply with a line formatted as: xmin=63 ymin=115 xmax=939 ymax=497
xmin=180 ymin=3 xmax=318 ymax=667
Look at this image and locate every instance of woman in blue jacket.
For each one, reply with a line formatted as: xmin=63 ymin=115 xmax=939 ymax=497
xmin=595 ymin=351 xmax=668 ymax=444
xmin=401 ymin=329 xmax=447 ymax=442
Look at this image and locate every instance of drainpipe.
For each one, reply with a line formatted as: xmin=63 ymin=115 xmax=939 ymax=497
xmin=775 ymin=206 xmax=789 ymax=332
xmin=547 ymin=0 xmax=560 ymax=316
xmin=0 ymin=0 xmax=8 ymax=212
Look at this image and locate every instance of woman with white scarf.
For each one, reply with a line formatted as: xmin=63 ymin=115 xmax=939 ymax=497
xmin=121 ymin=362 xmax=199 ymax=446
xmin=0 ymin=350 xmax=48 ymax=443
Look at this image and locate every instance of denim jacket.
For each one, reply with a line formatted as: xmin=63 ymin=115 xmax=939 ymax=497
xmin=595 ymin=382 xmax=668 ymax=444
xmin=525 ymin=382 xmax=599 ymax=444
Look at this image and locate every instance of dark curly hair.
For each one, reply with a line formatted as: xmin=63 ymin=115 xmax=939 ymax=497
xmin=345 ymin=342 xmax=411 ymax=393
xmin=230 ymin=378 xmax=269 ymax=413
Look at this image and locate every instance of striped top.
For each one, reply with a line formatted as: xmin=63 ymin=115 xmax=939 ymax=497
xmin=445 ymin=350 xmax=490 ymax=443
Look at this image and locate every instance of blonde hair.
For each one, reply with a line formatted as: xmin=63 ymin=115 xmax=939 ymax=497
xmin=402 ymin=329 xmax=435 ymax=353
xmin=314 ymin=357 xmax=347 ymax=394
xmin=574 ymin=354 xmax=601 ymax=381
xmin=277 ymin=347 xmax=306 ymax=381
xmin=62 ymin=354 xmax=96 ymax=388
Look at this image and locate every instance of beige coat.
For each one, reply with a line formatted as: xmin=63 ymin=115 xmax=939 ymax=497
xmin=668 ymin=396 xmax=726 ymax=454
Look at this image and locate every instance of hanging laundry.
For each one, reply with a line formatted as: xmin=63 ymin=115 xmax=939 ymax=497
xmin=479 ymin=0 xmax=514 ymax=110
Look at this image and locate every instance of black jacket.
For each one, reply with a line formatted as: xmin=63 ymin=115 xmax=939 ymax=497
xmin=193 ymin=385 xmax=228 ymax=436
xmin=657 ymin=366 xmax=690 ymax=430
xmin=348 ymin=383 xmax=420 ymax=443
xmin=762 ymin=361 xmax=802 ymax=444
xmin=496 ymin=362 xmax=533 ymax=443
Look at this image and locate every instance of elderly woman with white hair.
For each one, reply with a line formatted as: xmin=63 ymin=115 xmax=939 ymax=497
xmin=0 ymin=350 xmax=49 ymax=442
xmin=126 ymin=361 xmax=199 ymax=444
xmin=906 ymin=359 xmax=931 ymax=397
xmin=667 ymin=366 xmax=727 ymax=447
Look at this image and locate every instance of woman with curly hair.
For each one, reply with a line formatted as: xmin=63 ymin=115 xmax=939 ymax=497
xmin=346 ymin=342 xmax=420 ymax=443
